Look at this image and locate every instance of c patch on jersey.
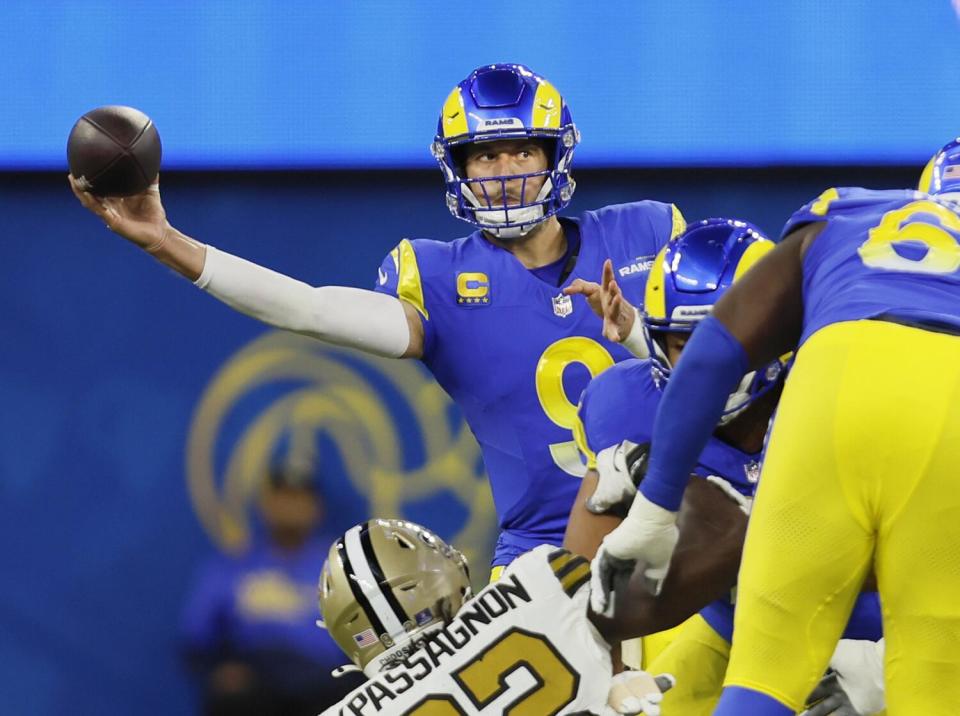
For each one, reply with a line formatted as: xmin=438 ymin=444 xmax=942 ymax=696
xmin=456 ymin=272 xmax=491 ymax=305
xmin=548 ymin=549 xmax=591 ymax=597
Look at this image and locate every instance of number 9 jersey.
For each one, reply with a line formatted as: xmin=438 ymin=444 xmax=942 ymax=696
xmin=320 ymin=545 xmax=611 ymax=715
xmin=374 ymin=202 xmax=684 ymax=566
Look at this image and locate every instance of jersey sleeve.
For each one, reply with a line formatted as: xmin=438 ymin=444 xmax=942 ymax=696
xmin=545 ymin=548 xmax=592 ymax=599
xmin=373 ymin=238 xmax=437 ymax=356
xmin=591 ymin=201 xmax=686 ymax=309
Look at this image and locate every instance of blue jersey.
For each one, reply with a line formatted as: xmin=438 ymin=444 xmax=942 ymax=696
xmin=375 ymin=202 xmax=684 ymax=566
xmin=576 ymin=360 xmax=883 ymax=643
xmin=783 ymin=187 xmax=960 ymax=345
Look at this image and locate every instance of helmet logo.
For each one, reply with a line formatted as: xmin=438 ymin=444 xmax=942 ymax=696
xmin=479 ymin=117 xmax=523 ymax=129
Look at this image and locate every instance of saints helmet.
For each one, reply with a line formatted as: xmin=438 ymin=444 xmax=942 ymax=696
xmin=318 ymin=519 xmax=472 ymax=676
xmin=643 ymin=218 xmax=788 ymax=423
xmin=919 ymin=137 xmax=960 ymax=199
xmin=431 ymin=63 xmax=579 ymax=239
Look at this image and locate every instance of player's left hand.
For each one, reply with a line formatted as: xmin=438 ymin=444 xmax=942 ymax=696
xmin=565 ymin=259 xmax=639 ymax=345
xmin=590 ymin=493 xmax=679 ymax=616
xmin=605 ymin=670 xmax=676 ymax=715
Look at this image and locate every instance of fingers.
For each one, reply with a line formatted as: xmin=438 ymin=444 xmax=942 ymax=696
xmin=602 ymin=258 xmax=616 ymax=289
xmin=564 ymin=278 xmax=599 ymax=296
xmin=603 ymin=294 xmax=624 ymax=341
xmin=69 ymin=174 xmax=113 ymax=221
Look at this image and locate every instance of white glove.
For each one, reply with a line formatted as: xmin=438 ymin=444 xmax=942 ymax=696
xmin=588 ymin=441 xmax=646 ymax=514
xmin=590 ymin=492 xmax=679 ymax=616
xmin=800 ymin=639 xmax=885 ymax=716
xmin=605 ymin=670 xmax=675 ymax=715
xmin=831 ymin=639 xmax=885 ymax=715
xmin=704 ymin=475 xmax=753 ymax=515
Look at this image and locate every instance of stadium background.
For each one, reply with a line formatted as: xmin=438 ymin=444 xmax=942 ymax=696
xmin=1 ymin=1 xmax=956 ymax=713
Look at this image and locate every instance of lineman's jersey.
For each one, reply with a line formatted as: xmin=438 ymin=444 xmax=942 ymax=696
xmin=375 ymin=202 xmax=684 ymax=565
xmin=575 ymin=359 xmax=757 ymax=641
xmin=783 ymin=187 xmax=960 ymax=344
xmin=321 ymin=545 xmax=612 ymax=716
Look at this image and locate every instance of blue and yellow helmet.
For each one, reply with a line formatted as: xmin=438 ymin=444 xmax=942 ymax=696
xmin=643 ymin=218 xmax=787 ymax=422
xmin=431 ymin=63 xmax=579 ymax=239
xmin=919 ymin=138 xmax=960 ymax=197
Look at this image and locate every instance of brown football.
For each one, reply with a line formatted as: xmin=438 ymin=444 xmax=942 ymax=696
xmin=67 ymin=106 xmax=161 ymax=196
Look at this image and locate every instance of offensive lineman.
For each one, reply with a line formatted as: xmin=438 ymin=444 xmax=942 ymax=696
xmin=570 ymin=219 xmax=883 ymax=714
xmin=591 ymin=141 xmax=960 ymax=713
xmin=68 ymin=63 xmax=684 ymax=574
xmin=316 ymin=518 xmax=673 ymax=715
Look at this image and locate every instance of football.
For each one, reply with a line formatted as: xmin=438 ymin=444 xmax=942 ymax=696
xmin=67 ymin=106 xmax=162 ymax=196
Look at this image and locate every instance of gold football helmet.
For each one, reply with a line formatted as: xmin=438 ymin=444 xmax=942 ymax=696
xmin=318 ymin=519 xmax=472 ymax=675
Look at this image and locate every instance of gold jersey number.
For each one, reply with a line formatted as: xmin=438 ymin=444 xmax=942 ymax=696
xmin=405 ymin=628 xmax=579 ymax=715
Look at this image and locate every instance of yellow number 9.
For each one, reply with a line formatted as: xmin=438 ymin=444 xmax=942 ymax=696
xmin=859 ymin=200 xmax=960 ymax=275
xmin=535 ymin=337 xmax=614 ymax=477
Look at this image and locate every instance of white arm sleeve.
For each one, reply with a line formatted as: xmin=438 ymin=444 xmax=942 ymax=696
xmin=193 ymin=245 xmax=411 ymax=358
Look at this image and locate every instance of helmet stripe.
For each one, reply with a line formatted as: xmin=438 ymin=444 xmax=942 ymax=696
xmin=359 ymin=522 xmax=411 ymax=628
xmin=644 ymin=245 xmax=671 ymax=320
xmin=732 ymin=239 xmax=774 ymax=283
xmin=532 ymin=80 xmax=563 ymax=129
xmin=440 ymin=87 xmax=468 ymax=139
xmin=336 ymin=535 xmax=388 ymax=639
xmin=340 ymin=525 xmax=407 ymax=641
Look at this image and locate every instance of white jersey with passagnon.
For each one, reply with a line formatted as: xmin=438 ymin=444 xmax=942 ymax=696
xmin=320 ymin=545 xmax=612 ymax=715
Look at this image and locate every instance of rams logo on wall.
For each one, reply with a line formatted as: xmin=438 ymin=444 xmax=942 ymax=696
xmin=186 ymin=330 xmax=497 ymax=569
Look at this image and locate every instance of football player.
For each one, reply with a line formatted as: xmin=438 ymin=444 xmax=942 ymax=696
xmin=590 ymin=143 xmax=960 ymax=713
xmin=69 ymin=63 xmax=684 ymax=575
xmin=567 ymin=219 xmax=883 ymax=714
xmin=315 ymin=518 xmax=673 ymax=715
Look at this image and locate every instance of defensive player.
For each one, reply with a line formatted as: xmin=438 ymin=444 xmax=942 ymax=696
xmin=68 ymin=63 xmax=683 ymax=574
xmin=591 ymin=144 xmax=960 ymax=713
xmin=316 ymin=518 xmax=674 ymax=715
xmin=570 ymin=219 xmax=883 ymax=714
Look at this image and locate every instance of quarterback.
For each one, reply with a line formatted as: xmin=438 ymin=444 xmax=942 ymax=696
xmin=592 ymin=141 xmax=960 ymax=714
xmin=316 ymin=519 xmax=673 ymax=715
xmin=69 ymin=63 xmax=684 ymax=570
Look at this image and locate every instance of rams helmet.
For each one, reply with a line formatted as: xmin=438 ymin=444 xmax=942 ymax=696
xmin=643 ymin=218 xmax=787 ymax=423
xmin=919 ymin=137 xmax=960 ymax=198
xmin=318 ymin=519 xmax=472 ymax=676
xmin=432 ymin=63 xmax=579 ymax=239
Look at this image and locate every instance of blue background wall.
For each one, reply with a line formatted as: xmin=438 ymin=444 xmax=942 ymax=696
xmin=3 ymin=1 xmax=959 ymax=168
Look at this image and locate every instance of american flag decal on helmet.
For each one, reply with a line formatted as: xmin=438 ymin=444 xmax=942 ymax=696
xmin=353 ymin=628 xmax=378 ymax=647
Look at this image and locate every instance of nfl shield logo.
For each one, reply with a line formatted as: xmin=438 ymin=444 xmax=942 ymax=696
xmin=744 ymin=460 xmax=762 ymax=484
xmin=552 ymin=293 xmax=573 ymax=318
